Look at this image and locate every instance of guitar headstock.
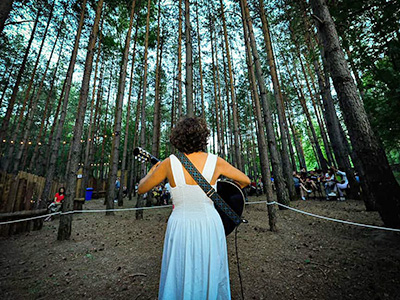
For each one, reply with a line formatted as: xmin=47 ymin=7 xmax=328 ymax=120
xmin=133 ymin=147 xmax=160 ymax=165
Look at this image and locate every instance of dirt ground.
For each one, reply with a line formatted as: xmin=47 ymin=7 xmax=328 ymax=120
xmin=1 ymin=196 xmax=400 ymax=300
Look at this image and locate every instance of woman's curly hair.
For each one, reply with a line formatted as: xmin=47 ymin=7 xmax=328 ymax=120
xmin=170 ymin=117 xmax=210 ymax=154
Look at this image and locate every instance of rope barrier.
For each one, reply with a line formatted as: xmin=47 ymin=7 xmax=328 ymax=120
xmin=0 ymin=205 xmax=172 ymax=225
xmin=1 ymin=200 xmax=400 ymax=233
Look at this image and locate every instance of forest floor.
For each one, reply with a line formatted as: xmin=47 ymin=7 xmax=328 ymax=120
xmin=1 ymin=195 xmax=400 ymax=300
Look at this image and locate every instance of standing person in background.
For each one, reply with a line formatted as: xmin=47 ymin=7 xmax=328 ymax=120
xmin=114 ymin=177 xmax=121 ymax=203
xmin=137 ymin=117 xmax=250 ymax=299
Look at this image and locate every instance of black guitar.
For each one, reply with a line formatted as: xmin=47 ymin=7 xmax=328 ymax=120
xmin=133 ymin=147 xmax=246 ymax=235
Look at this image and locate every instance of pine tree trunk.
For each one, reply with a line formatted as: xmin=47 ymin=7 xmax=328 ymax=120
xmin=0 ymin=0 xmax=14 ymax=35
xmin=58 ymin=0 xmax=103 ymax=240
xmin=310 ymin=0 xmax=400 ymax=227
xmin=128 ymin=75 xmax=143 ymax=200
xmin=177 ymin=0 xmax=183 ymax=120
xmin=119 ymin=19 xmax=139 ymax=206
xmin=0 ymin=6 xmax=41 ymax=163
xmin=136 ymin=0 xmax=151 ymax=220
xmin=241 ymin=0 xmax=290 ymax=207
xmin=242 ymin=6 xmax=277 ymax=230
xmin=184 ymin=0 xmax=194 ymax=117
xmin=4 ymin=3 xmax=54 ymax=173
xmin=297 ymin=2 xmax=361 ymax=198
xmin=81 ymin=32 xmax=102 ymax=198
xmin=151 ymin=0 xmax=163 ymax=158
xmin=195 ymin=2 xmax=205 ymax=118
xmin=282 ymin=53 xmax=328 ymax=172
xmin=105 ymin=0 xmax=137 ymax=214
xmin=0 ymin=61 xmax=16 ymax=109
xmin=258 ymin=0 xmax=297 ymax=201
xmin=209 ymin=14 xmax=222 ymax=156
xmin=14 ymin=3 xmax=62 ymax=173
xmin=40 ymin=0 xmax=87 ymax=207
xmin=219 ymin=0 xmax=242 ymax=171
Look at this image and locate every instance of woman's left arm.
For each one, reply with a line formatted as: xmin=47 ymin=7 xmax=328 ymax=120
xmin=137 ymin=158 xmax=169 ymax=194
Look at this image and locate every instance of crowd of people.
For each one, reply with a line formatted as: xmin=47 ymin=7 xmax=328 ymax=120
xmin=248 ymin=166 xmax=351 ymax=201
xmin=293 ymin=166 xmax=349 ymax=201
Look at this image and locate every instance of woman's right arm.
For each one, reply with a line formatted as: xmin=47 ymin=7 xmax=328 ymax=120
xmin=216 ymin=157 xmax=251 ymax=188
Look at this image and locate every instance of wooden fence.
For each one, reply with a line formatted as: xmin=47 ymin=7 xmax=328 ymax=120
xmin=0 ymin=171 xmax=63 ymax=236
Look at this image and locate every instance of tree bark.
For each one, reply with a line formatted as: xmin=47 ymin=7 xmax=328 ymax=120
xmin=136 ymin=0 xmax=151 ymax=220
xmin=310 ymin=0 xmax=400 ymax=227
xmin=4 ymin=3 xmax=54 ymax=173
xmin=241 ymin=0 xmax=290 ymax=207
xmin=177 ymin=0 xmax=183 ymax=120
xmin=195 ymin=2 xmax=205 ymax=118
xmin=219 ymin=0 xmax=242 ymax=171
xmin=151 ymin=0 xmax=163 ymax=158
xmin=58 ymin=0 xmax=103 ymax=240
xmin=184 ymin=0 xmax=194 ymax=117
xmin=14 ymin=3 xmax=62 ymax=173
xmin=40 ymin=0 xmax=87 ymax=206
xmin=242 ymin=5 xmax=277 ymax=230
xmin=282 ymin=52 xmax=328 ymax=172
xmin=258 ymin=0 xmax=296 ymax=201
xmin=0 ymin=6 xmax=41 ymax=161
xmin=208 ymin=12 xmax=222 ymax=156
xmin=119 ymin=20 xmax=139 ymax=206
xmin=105 ymin=0 xmax=137 ymax=214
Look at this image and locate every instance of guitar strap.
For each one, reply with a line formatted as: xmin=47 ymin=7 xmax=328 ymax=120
xmin=175 ymin=151 xmax=243 ymax=226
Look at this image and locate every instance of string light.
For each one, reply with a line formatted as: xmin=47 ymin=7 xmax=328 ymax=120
xmin=2 ymin=132 xmax=118 ymax=146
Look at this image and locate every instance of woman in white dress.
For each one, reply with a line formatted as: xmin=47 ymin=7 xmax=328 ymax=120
xmin=138 ymin=117 xmax=250 ymax=300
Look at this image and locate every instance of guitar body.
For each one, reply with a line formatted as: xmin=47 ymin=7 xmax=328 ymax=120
xmin=133 ymin=147 xmax=246 ymax=236
xmin=216 ymin=180 xmax=246 ymax=236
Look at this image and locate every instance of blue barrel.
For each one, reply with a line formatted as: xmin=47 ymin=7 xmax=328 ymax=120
xmin=85 ymin=188 xmax=94 ymax=201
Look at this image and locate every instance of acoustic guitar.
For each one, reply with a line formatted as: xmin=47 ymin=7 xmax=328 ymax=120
xmin=133 ymin=147 xmax=246 ymax=235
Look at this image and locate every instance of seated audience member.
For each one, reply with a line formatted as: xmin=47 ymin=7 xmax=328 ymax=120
xmin=293 ymin=171 xmax=301 ymax=195
xmin=332 ymin=167 xmax=348 ymax=201
xmin=294 ymin=171 xmax=311 ymax=200
xmin=324 ymin=167 xmax=337 ymax=198
xmin=45 ymin=187 xmax=65 ymax=221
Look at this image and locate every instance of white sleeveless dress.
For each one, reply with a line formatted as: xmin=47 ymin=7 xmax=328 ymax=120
xmin=158 ymin=154 xmax=231 ymax=300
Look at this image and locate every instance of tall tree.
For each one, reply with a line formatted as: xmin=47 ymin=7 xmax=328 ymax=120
xmin=136 ymin=0 xmax=152 ymax=220
xmin=195 ymin=1 xmax=205 ymax=118
xmin=242 ymin=4 xmax=277 ymax=230
xmin=184 ymin=0 xmax=194 ymax=116
xmin=151 ymin=0 xmax=163 ymax=158
xmin=257 ymin=0 xmax=297 ymax=200
xmin=240 ymin=0 xmax=290 ymax=206
xmin=0 ymin=6 xmax=41 ymax=159
xmin=176 ymin=0 xmax=183 ymax=120
xmin=119 ymin=19 xmax=139 ymax=206
xmin=13 ymin=2 xmax=62 ymax=173
xmin=105 ymin=0 xmax=137 ymax=213
xmin=3 ymin=2 xmax=55 ymax=172
xmin=219 ymin=0 xmax=242 ymax=171
xmin=40 ymin=0 xmax=87 ymax=206
xmin=58 ymin=0 xmax=104 ymax=240
xmin=310 ymin=0 xmax=400 ymax=227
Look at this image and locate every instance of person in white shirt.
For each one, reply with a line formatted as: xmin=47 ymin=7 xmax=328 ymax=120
xmin=333 ymin=167 xmax=348 ymax=201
